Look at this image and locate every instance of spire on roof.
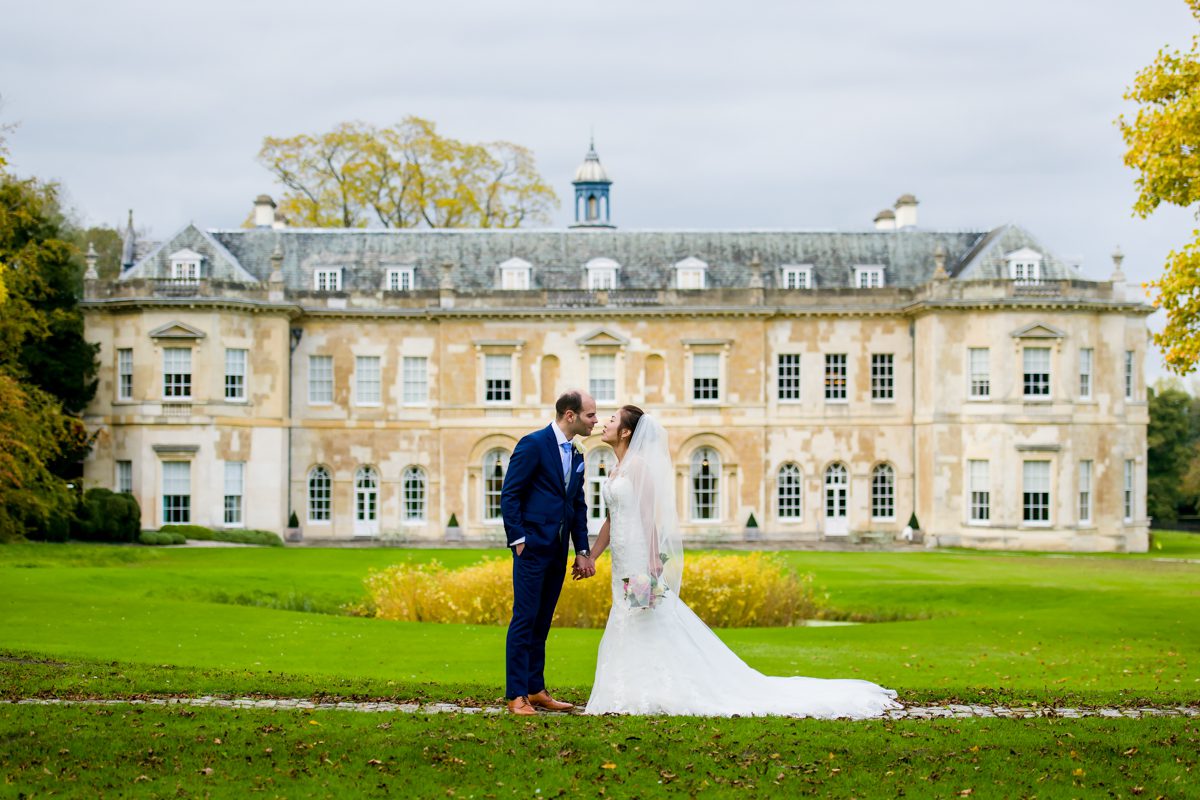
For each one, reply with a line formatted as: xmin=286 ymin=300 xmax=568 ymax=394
xmin=120 ymin=209 xmax=136 ymax=272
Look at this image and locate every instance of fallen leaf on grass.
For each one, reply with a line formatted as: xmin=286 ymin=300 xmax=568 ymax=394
xmin=367 ymin=759 xmax=383 ymax=766
xmin=601 ymin=762 xmax=616 ymax=770
xmin=199 ymin=767 xmax=213 ymax=776
xmin=958 ymin=790 xmax=973 ymax=797
xmin=134 ymin=775 xmax=151 ymax=783
xmin=1072 ymin=768 xmax=1085 ymax=777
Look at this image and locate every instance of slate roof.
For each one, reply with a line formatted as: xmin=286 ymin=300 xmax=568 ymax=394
xmin=120 ymin=224 xmax=1089 ymax=292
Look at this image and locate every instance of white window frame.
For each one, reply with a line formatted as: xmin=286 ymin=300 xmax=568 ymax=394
xmin=161 ymin=461 xmax=191 ymax=525
xmin=402 ymin=466 xmax=426 ymax=523
xmin=1022 ymin=460 xmax=1051 ymax=526
xmin=968 ymin=459 xmax=989 ymax=524
xmin=854 ymin=266 xmax=885 ymax=289
xmin=824 ymin=353 xmax=848 ymax=402
xmin=1078 ymin=460 xmax=1093 ymax=525
xmin=1124 ymin=351 xmax=1135 ymax=401
xmin=1123 ymin=460 xmax=1135 ymax=522
xmin=224 ymin=348 xmax=247 ymax=402
xmin=1022 ymin=347 xmax=1051 ymax=399
xmin=777 ymin=463 xmax=803 ymax=520
xmin=169 ymin=249 xmax=202 ymax=284
xmin=499 ymin=257 xmax=532 ymax=291
xmin=483 ymin=450 xmax=510 ymax=522
xmin=1078 ymin=348 xmax=1093 ymax=401
xmin=307 ymin=465 xmax=332 ymax=523
xmin=162 ymin=347 xmax=192 ymax=400
xmin=871 ymin=353 xmax=894 ymax=401
xmin=116 ymin=460 xmax=133 ymax=494
xmin=689 ymin=447 xmax=721 ymax=522
xmin=781 ymin=265 xmax=813 ymax=290
xmin=385 ymin=267 xmax=415 ymax=292
xmin=968 ymin=348 xmax=990 ymax=400
xmin=1006 ymin=248 xmax=1044 ymax=284
xmin=117 ymin=348 xmax=133 ymax=401
xmin=483 ymin=354 xmax=513 ymax=404
xmin=585 ymin=257 xmax=619 ymax=291
xmin=674 ymin=257 xmax=708 ymax=290
xmin=589 ymin=353 xmax=617 ymax=403
xmin=777 ymin=353 xmax=802 ymax=402
xmin=314 ymin=268 xmax=343 ymax=292
xmin=871 ymin=463 xmax=896 ymax=521
xmin=308 ymin=355 xmax=333 ymax=405
xmin=402 ymin=356 xmax=428 ymax=405
xmin=587 ymin=448 xmax=615 ymax=531
xmin=355 ymin=355 xmax=382 ymax=406
xmin=691 ymin=352 xmax=720 ymax=403
xmin=223 ymin=461 xmax=245 ymax=528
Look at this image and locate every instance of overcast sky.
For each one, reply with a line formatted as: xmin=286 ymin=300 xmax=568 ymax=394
xmin=3 ymin=1 xmax=1197 ymax=383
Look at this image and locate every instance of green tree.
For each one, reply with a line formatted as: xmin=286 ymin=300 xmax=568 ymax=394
xmin=1146 ymin=383 xmax=1197 ymax=523
xmin=256 ymin=117 xmax=558 ymax=229
xmin=1119 ymin=0 xmax=1200 ymax=375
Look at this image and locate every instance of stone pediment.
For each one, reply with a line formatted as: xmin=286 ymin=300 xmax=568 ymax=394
xmin=576 ymin=327 xmax=629 ymax=347
xmin=149 ymin=321 xmax=206 ymax=340
xmin=1010 ymin=322 xmax=1065 ymax=339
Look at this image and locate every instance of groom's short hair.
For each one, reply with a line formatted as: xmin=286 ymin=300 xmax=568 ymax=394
xmin=555 ymin=390 xmax=584 ymax=419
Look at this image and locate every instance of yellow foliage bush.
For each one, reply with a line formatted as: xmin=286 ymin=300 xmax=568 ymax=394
xmin=365 ymin=552 xmax=819 ymax=628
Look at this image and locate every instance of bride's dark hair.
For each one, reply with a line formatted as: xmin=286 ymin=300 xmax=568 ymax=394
xmin=617 ymin=405 xmax=645 ymax=441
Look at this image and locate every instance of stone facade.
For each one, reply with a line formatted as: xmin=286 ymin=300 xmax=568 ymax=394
xmin=80 ymin=209 xmax=1153 ymax=552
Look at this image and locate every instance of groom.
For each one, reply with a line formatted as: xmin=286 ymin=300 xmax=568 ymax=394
xmin=501 ymin=390 xmax=598 ymax=715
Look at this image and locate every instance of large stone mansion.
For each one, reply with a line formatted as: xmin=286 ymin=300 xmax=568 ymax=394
xmin=80 ymin=145 xmax=1153 ymax=551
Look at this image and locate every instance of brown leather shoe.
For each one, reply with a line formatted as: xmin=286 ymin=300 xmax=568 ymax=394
xmin=507 ymin=696 xmax=537 ymax=716
xmin=527 ymin=690 xmax=575 ymax=711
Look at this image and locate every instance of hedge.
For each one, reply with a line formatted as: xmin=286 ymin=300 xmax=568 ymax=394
xmin=159 ymin=525 xmax=284 ymax=547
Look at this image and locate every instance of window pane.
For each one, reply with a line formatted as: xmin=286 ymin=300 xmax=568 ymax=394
xmin=403 ymin=356 xmax=428 ymax=404
xmin=309 ymin=356 xmax=333 ymax=403
xmin=824 ymin=354 xmax=847 ymax=401
xmin=308 ymin=467 xmax=331 ymax=522
xmin=1124 ymin=459 xmax=1134 ymax=521
xmin=1022 ymin=461 xmax=1050 ymax=522
xmin=118 ymin=349 xmax=133 ymax=400
xmin=871 ymin=354 xmax=894 ymax=400
xmin=871 ymin=464 xmax=895 ymax=519
xmin=690 ymin=448 xmax=720 ymax=520
xmin=117 ymin=460 xmax=133 ymax=494
xmin=163 ymin=348 xmax=192 ymax=398
xmin=1079 ymin=348 xmax=1093 ymax=399
xmin=692 ymin=353 xmax=719 ymax=401
xmin=777 ymin=463 xmax=802 ymax=519
xmin=403 ymin=466 xmax=426 ymax=521
xmin=1078 ymin=460 xmax=1092 ymax=523
xmin=778 ymin=354 xmax=801 ymax=400
xmin=969 ymin=348 xmax=990 ymax=398
xmin=1023 ymin=348 xmax=1051 ymax=397
xmin=225 ymin=348 xmax=247 ymax=400
xmin=1124 ymin=351 xmax=1135 ymax=400
xmin=224 ymin=461 xmax=244 ymax=526
xmin=484 ymin=450 xmax=509 ymax=519
xmin=969 ymin=459 xmax=990 ymax=521
xmin=162 ymin=461 xmax=191 ymax=525
xmin=484 ymin=355 xmax=512 ymax=402
xmin=356 ymin=356 xmax=381 ymax=405
xmin=589 ymin=354 xmax=616 ymax=402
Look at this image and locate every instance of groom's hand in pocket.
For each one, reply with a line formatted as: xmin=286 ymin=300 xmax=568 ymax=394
xmin=514 ymin=543 xmax=525 ymax=557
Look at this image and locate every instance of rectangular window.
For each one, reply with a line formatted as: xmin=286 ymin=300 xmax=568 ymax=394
xmin=824 ymin=354 xmax=847 ymax=401
xmin=171 ymin=261 xmax=200 ymax=283
xmin=484 ymin=354 xmax=512 ymax=403
xmin=782 ymin=267 xmax=811 ymax=290
xmin=224 ymin=348 xmax=247 ymax=401
xmin=692 ymin=353 xmax=720 ymax=401
xmin=501 ymin=269 xmax=530 ymax=290
xmin=855 ymin=267 xmax=884 ymax=288
xmin=162 ymin=348 xmax=192 ymax=399
xmin=871 ymin=353 xmax=894 ymax=400
xmin=314 ymin=268 xmax=342 ymax=291
xmin=589 ymin=354 xmax=616 ymax=403
xmin=969 ymin=460 xmax=990 ymax=522
xmin=778 ymin=354 xmax=801 ymax=401
xmin=1124 ymin=460 xmax=1134 ymax=522
xmin=386 ymin=268 xmax=413 ymax=292
xmin=224 ymin=461 xmax=244 ymax=527
xmin=161 ymin=461 xmax=191 ymax=525
xmin=588 ymin=269 xmax=616 ymax=291
xmin=355 ymin=356 xmax=381 ymax=405
xmin=402 ymin=356 xmax=428 ymax=404
xmin=308 ymin=355 xmax=333 ymax=404
xmin=1079 ymin=348 xmax=1093 ymax=400
xmin=1023 ymin=347 xmax=1051 ymax=398
xmin=1022 ymin=460 xmax=1051 ymax=524
xmin=677 ymin=269 xmax=705 ymax=290
xmin=969 ymin=348 xmax=990 ymax=399
xmin=1124 ymin=351 xmax=1135 ymax=400
xmin=116 ymin=460 xmax=133 ymax=494
xmin=1078 ymin=460 xmax=1092 ymax=525
xmin=117 ymin=348 xmax=133 ymax=401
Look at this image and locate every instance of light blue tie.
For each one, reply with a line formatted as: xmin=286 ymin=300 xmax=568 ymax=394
xmin=560 ymin=442 xmax=572 ymax=485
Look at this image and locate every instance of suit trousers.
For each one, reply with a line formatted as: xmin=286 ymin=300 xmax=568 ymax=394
xmin=505 ymin=539 xmax=568 ymax=699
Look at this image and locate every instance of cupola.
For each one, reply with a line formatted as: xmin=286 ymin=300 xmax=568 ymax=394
xmin=570 ymin=138 xmax=614 ymax=229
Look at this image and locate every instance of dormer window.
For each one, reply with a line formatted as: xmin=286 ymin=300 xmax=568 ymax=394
xmin=1005 ymin=247 xmax=1043 ymax=284
xmin=674 ymin=256 xmax=708 ymax=290
xmin=385 ymin=267 xmax=414 ymax=292
xmin=585 ymin=257 xmax=619 ymax=291
xmin=314 ymin=268 xmax=343 ymax=292
xmin=169 ymin=248 xmax=203 ymax=284
xmin=781 ymin=265 xmax=813 ymax=290
xmin=854 ymin=266 xmax=885 ymax=289
xmin=499 ymin=257 xmax=532 ymax=291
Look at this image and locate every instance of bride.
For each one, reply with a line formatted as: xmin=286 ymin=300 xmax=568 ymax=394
xmin=580 ymin=405 xmax=901 ymax=718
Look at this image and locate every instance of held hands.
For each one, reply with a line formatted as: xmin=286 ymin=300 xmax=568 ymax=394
xmin=571 ymin=554 xmax=596 ymax=581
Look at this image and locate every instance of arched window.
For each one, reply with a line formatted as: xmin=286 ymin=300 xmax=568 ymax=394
xmin=824 ymin=463 xmax=848 ymax=520
xmin=402 ymin=466 xmax=426 ymax=522
xmin=777 ymin=463 xmax=802 ymax=520
xmin=871 ymin=464 xmax=895 ymax=521
xmin=307 ymin=466 xmax=331 ymax=523
xmin=587 ymin=447 xmax=614 ymax=527
xmin=690 ymin=447 xmax=721 ymax=521
xmin=354 ymin=466 xmax=379 ymax=536
xmin=484 ymin=449 xmax=510 ymax=521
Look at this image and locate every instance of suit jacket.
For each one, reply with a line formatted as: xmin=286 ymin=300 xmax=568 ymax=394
xmin=500 ymin=424 xmax=589 ymax=555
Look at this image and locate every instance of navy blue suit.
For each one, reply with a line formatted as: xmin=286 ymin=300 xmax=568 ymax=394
xmin=502 ymin=424 xmax=590 ymax=700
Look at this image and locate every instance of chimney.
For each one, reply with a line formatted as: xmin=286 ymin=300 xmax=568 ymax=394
xmin=894 ymin=194 xmax=919 ymax=229
xmin=873 ymin=209 xmax=896 ymax=231
xmin=254 ymin=195 xmax=277 ymax=228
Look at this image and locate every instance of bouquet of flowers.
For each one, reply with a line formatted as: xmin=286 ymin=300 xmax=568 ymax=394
xmin=622 ymin=555 xmax=671 ymax=610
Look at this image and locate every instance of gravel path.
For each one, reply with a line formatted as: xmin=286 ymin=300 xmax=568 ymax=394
xmin=4 ymin=697 xmax=1198 ymax=719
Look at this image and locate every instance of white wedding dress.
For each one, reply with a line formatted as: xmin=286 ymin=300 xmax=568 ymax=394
xmin=584 ymin=443 xmax=901 ymax=719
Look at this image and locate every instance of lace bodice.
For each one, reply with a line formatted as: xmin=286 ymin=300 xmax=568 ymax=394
xmin=601 ymin=474 xmax=652 ymax=599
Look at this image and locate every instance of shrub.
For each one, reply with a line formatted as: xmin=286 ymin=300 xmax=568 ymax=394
xmin=907 ymin=512 xmax=920 ymax=530
xmin=158 ymin=525 xmax=283 ymax=547
xmin=288 ymin=511 xmax=300 ymax=528
xmin=365 ymin=552 xmax=821 ymax=628
xmin=447 ymin=513 xmax=459 ymax=528
xmin=75 ymin=488 xmax=140 ymax=543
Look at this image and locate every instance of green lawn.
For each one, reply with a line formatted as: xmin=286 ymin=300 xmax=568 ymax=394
xmin=1 ymin=535 xmax=1197 ymax=797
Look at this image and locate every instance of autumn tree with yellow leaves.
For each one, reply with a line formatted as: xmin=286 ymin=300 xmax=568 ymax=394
xmin=1119 ymin=0 xmax=1200 ymax=375
xmin=256 ymin=118 xmax=558 ymax=229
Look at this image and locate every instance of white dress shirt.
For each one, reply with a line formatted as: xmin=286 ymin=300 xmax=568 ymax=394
xmin=512 ymin=423 xmax=571 ymax=548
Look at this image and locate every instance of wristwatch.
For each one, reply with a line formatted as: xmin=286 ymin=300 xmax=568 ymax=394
xmin=578 ymin=550 xmax=590 ymax=558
